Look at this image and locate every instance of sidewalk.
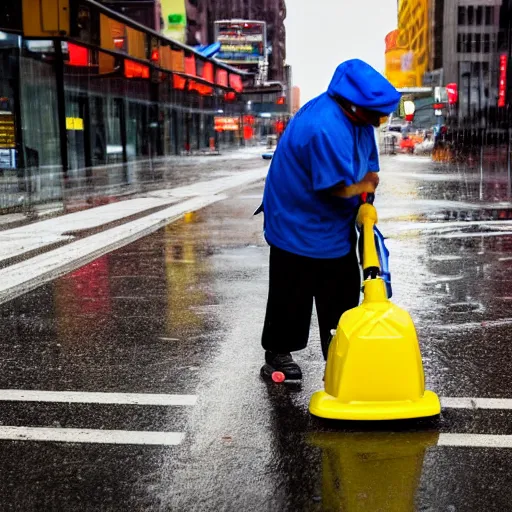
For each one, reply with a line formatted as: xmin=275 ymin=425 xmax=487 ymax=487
xmin=0 ymin=145 xmax=267 ymax=230
xmin=0 ymin=162 xmax=269 ymax=304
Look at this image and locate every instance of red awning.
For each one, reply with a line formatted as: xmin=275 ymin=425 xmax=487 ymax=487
xmin=173 ymin=74 xmax=187 ymax=90
xmin=229 ymin=74 xmax=243 ymax=93
xmin=68 ymin=43 xmax=89 ymax=66
xmin=216 ymin=69 xmax=228 ymax=87
xmin=185 ymin=54 xmax=196 ymax=76
xmin=124 ymin=59 xmax=149 ymax=79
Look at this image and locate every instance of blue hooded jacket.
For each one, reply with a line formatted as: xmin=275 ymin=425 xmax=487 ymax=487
xmin=261 ymin=59 xmax=400 ymax=259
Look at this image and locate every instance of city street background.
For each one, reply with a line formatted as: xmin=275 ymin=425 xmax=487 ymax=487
xmin=0 ymin=153 xmax=510 ymax=509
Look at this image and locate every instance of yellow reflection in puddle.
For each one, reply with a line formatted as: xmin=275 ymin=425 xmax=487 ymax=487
xmin=308 ymin=431 xmax=439 ymax=511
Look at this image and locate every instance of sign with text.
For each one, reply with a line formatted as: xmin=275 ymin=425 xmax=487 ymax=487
xmin=0 ymin=113 xmax=15 ymax=148
xmin=214 ymin=20 xmax=266 ymax=65
xmin=214 ymin=117 xmax=239 ymax=132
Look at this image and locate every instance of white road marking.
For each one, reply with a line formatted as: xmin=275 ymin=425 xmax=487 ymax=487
xmin=0 ymin=195 xmax=223 ymax=305
xmin=438 ymin=434 xmax=512 ymax=448
xmin=0 ymin=390 xmax=197 ymax=406
xmin=428 ymin=255 xmax=463 ymax=262
xmin=386 ymin=219 xmax=512 ymax=235
xmin=0 ymin=164 xmax=268 ymax=264
xmin=0 ymin=166 xmax=268 ymax=305
xmin=150 ymin=167 xmax=267 ymax=198
xmin=431 ymin=318 xmax=512 ymax=330
xmin=436 ymin=231 xmax=512 ymax=239
xmin=0 ymin=426 xmax=184 ymax=445
xmin=441 ymin=397 xmax=512 ymax=410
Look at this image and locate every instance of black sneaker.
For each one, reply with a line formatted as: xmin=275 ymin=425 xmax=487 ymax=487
xmin=260 ymin=351 xmax=303 ymax=382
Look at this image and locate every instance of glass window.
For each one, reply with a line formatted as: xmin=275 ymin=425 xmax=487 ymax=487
xmin=483 ymin=33 xmax=490 ymax=52
xmin=0 ymin=33 xmax=22 ymax=208
xmin=467 ymin=6 xmax=474 ymax=25
xmin=485 ymin=6 xmax=493 ymax=25
xmin=19 ymin=54 xmax=61 ymax=169
xmin=89 ymin=96 xmax=107 ymax=166
xmin=474 ymin=33 xmax=481 ymax=53
xmin=19 ymin=48 xmax=62 ymax=204
xmin=457 ymin=33 xmax=463 ymax=53
xmin=163 ymin=108 xmax=171 ymax=156
xmin=127 ymin=101 xmax=149 ymax=160
xmin=65 ymin=92 xmax=87 ymax=173
xmin=107 ymin=98 xmax=122 ymax=161
xmin=458 ymin=6 xmax=466 ymax=25
xmin=465 ymin=34 xmax=472 ymax=53
xmin=476 ymin=6 xmax=483 ymax=25
xmin=0 ymin=32 xmax=19 ymax=170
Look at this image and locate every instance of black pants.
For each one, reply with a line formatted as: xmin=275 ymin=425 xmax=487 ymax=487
xmin=261 ymin=246 xmax=361 ymax=360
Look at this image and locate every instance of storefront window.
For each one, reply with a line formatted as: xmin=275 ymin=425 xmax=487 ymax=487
xmin=20 ymin=42 xmax=62 ymax=205
xmin=127 ymin=101 xmax=149 ymax=159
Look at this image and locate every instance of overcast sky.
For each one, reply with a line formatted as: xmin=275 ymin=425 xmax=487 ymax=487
xmin=285 ymin=0 xmax=398 ymax=104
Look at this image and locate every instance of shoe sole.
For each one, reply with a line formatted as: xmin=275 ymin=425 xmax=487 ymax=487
xmin=260 ymin=364 xmax=302 ymax=382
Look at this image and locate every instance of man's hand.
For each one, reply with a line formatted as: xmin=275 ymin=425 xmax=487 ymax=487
xmin=360 ymin=172 xmax=379 ymax=191
xmin=331 ymin=172 xmax=380 ymax=198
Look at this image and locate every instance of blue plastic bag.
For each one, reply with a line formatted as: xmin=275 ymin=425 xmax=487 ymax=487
xmin=357 ymin=225 xmax=393 ymax=299
xmin=374 ymin=226 xmax=392 ymax=298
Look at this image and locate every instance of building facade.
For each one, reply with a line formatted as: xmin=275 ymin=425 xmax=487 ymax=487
xmin=100 ymin=0 xmax=292 ymax=142
xmin=101 ymin=0 xmax=287 ymax=82
xmin=0 ymin=0 xmax=250 ymax=211
xmin=439 ymin=0 xmax=505 ymax=122
xmin=385 ymin=0 xmax=429 ymax=88
xmin=385 ymin=0 xmax=511 ymax=156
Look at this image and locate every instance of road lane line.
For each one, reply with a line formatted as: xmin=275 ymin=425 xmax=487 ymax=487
xmin=0 ymin=390 xmax=197 ymax=406
xmin=0 ymin=165 xmax=268 ymax=305
xmin=441 ymin=397 xmax=512 ymax=410
xmin=0 ymin=165 xmax=268 ymax=264
xmin=0 ymin=195 xmax=224 ymax=305
xmin=438 ymin=434 xmax=512 ymax=448
xmin=0 ymin=426 xmax=184 ymax=445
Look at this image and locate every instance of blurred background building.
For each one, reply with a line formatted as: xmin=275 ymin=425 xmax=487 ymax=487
xmin=383 ymin=0 xmax=512 ymax=162
xmin=0 ymin=0 xmax=296 ymax=213
xmin=99 ymin=0 xmax=292 ymax=138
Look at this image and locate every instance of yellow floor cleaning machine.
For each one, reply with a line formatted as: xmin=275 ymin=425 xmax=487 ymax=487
xmin=309 ymin=195 xmax=440 ymax=420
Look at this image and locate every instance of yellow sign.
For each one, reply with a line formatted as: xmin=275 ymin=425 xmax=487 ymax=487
xmin=66 ymin=117 xmax=84 ymax=131
xmin=220 ymin=44 xmax=254 ymax=53
xmin=161 ymin=0 xmax=187 ymax=43
xmin=0 ymin=114 xmax=15 ymax=148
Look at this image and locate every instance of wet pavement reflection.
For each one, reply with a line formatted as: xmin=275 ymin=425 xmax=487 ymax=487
xmin=309 ymin=432 xmax=437 ymax=512
xmin=1 ymin=156 xmax=512 ymax=509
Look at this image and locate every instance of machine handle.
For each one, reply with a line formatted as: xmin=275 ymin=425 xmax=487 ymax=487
xmin=357 ymin=202 xmax=381 ymax=279
xmin=361 ymin=192 xmax=375 ymax=205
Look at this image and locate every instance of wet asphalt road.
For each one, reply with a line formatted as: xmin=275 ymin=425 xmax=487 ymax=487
xmin=2 ymin=155 xmax=512 ymax=510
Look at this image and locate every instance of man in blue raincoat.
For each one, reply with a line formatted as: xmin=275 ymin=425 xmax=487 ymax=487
xmin=258 ymin=59 xmax=400 ymax=381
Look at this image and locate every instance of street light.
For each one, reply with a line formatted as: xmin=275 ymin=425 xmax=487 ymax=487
xmin=404 ymin=100 xmax=415 ymax=122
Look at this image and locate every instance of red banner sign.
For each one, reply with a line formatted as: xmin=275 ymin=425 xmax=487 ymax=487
xmin=498 ymin=54 xmax=507 ymax=108
xmin=446 ymin=83 xmax=458 ymax=105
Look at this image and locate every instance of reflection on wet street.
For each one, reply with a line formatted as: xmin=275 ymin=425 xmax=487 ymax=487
xmin=2 ymin=156 xmax=512 ymax=509
xmin=309 ymin=432 xmax=438 ymax=512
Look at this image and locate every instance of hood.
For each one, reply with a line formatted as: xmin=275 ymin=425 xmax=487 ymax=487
xmin=327 ymin=59 xmax=401 ymax=114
